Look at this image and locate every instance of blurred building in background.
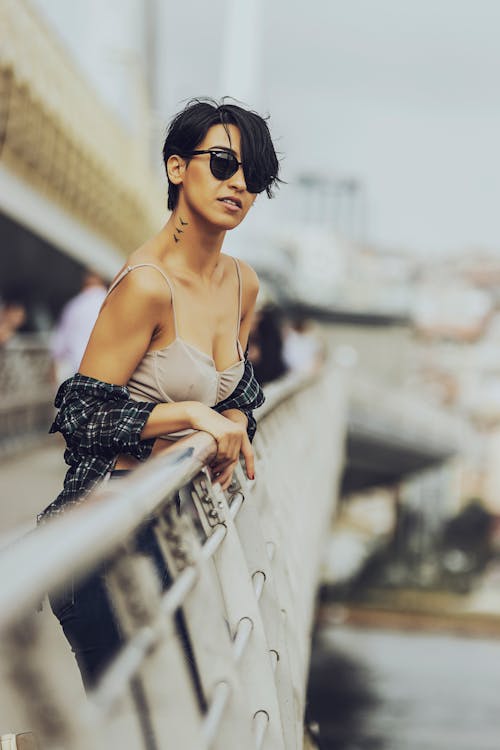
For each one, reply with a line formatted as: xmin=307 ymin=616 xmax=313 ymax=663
xmin=0 ymin=0 xmax=164 ymax=331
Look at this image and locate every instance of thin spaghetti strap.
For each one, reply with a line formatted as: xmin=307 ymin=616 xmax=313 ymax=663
xmin=104 ymin=263 xmax=178 ymax=334
xmin=233 ymin=257 xmax=242 ymax=336
xmin=104 ymin=266 xmax=132 ymax=299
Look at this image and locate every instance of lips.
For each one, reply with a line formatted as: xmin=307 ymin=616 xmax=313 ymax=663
xmin=218 ymin=196 xmax=242 ymax=209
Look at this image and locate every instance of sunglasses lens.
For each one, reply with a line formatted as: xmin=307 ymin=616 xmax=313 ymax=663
xmin=210 ymin=151 xmax=238 ymax=180
xmin=207 ymin=150 xmax=269 ymax=193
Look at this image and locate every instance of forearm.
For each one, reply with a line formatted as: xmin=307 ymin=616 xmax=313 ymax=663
xmin=140 ymin=400 xmax=202 ymax=440
xmin=51 ymin=375 xmax=188 ymax=458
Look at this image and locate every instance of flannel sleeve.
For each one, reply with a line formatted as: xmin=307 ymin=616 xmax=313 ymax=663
xmin=50 ymin=374 xmax=156 ymax=459
xmin=212 ymin=357 xmax=265 ymax=442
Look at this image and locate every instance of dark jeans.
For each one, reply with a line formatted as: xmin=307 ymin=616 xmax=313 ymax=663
xmin=49 ymin=471 xmax=170 ymax=689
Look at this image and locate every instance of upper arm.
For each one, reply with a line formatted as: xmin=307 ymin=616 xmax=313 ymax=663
xmin=237 ymin=260 xmax=260 ymax=352
xmin=78 ymin=269 xmax=169 ymax=385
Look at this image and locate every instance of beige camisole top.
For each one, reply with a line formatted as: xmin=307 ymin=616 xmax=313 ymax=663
xmin=104 ymin=259 xmax=245 ymax=440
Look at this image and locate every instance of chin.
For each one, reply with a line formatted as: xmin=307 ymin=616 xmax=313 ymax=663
xmin=209 ymin=213 xmax=245 ymax=231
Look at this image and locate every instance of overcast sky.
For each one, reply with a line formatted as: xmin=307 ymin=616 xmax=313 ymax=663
xmin=33 ymin=0 xmax=500 ymax=257
xmin=159 ymin=0 xmax=500 ymax=256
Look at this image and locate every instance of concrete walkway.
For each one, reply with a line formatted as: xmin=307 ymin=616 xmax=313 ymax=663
xmin=0 ymin=440 xmax=86 ymax=735
xmin=0 ymin=438 xmax=67 ymax=539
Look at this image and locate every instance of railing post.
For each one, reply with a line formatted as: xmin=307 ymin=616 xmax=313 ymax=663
xmin=105 ymin=549 xmax=204 ymax=749
xmin=192 ymin=476 xmax=286 ymax=749
xmin=156 ymin=485 xmax=255 ymax=749
xmin=228 ymin=462 xmax=300 ymax=749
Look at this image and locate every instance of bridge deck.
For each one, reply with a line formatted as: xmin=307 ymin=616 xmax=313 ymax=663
xmin=0 ymin=441 xmax=66 ymax=539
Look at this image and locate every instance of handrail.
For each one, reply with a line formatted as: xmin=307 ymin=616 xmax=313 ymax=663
xmin=0 ymin=432 xmax=216 ymax=630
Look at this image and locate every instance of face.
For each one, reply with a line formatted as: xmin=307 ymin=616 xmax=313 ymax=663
xmin=169 ymin=124 xmax=256 ymax=229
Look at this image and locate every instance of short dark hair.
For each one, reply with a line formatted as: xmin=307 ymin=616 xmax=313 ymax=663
xmin=162 ymin=98 xmax=282 ymax=210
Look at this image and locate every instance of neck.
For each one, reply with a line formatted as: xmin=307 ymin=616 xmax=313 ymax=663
xmin=161 ymin=207 xmax=227 ymax=278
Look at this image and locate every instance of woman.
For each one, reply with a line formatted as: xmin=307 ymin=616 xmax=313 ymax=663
xmin=40 ymin=98 xmax=281 ymax=687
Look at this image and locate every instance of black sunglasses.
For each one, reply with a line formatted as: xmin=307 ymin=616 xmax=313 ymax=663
xmin=182 ymin=148 xmax=266 ymax=193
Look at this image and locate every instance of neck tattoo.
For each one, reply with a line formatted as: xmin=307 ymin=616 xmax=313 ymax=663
xmin=173 ymin=216 xmax=188 ymax=243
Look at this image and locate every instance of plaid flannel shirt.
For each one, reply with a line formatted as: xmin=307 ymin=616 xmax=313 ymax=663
xmin=39 ymin=359 xmax=264 ymax=520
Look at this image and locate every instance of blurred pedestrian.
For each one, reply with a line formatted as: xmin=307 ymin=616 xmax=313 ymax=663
xmin=282 ymin=316 xmax=324 ymax=374
xmin=50 ymin=269 xmax=107 ymax=383
xmin=0 ymin=297 xmax=27 ymax=347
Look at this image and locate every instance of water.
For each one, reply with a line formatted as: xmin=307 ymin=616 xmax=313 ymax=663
xmin=307 ymin=624 xmax=500 ymax=750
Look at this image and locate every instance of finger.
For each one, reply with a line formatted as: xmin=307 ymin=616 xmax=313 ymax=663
xmin=209 ymin=456 xmax=235 ymax=478
xmin=210 ymin=455 xmax=235 ymax=473
xmin=211 ymin=464 xmax=232 ymax=486
xmin=220 ymin=475 xmax=232 ymax=491
xmin=218 ymin=463 xmax=237 ymax=491
xmin=241 ymin=434 xmax=255 ymax=480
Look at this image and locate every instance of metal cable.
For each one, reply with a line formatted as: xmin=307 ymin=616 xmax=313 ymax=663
xmin=253 ymin=710 xmax=269 ymax=749
xmin=232 ymin=617 xmax=254 ymax=663
xmin=89 ymin=524 xmax=227 ymax=713
xmin=200 ymin=681 xmax=231 ymax=748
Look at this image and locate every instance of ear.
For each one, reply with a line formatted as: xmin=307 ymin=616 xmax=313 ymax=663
xmin=167 ymin=154 xmax=186 ymax=185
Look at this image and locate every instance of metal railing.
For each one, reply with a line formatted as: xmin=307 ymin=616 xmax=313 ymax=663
xmin=0 ymin=363 xmax=346 ymax=750
xmin=0 ymin=337 xmax=54 ymax=457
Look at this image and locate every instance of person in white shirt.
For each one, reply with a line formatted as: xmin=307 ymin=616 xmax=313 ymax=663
xmin=282 ymin=316 xmax=324 ymax=374
xmin=50 ymin=270 xmax=107 ymax=383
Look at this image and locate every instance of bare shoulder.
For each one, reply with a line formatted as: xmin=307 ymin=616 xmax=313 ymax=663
xmin=239 ymin=259 xmax=259 ymax=318
xmin=105 ymin=263 xmax=171 ymax=312
xmin=236 ymin=258 xmax=259 ymax=291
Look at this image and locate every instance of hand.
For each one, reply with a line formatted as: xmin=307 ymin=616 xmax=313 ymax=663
xmin=189 ymin=404 xmax=255 ymax=488
xmin=210 ymin=429 xmax=254 ymax=490
xmin=210 ymin=459 xmax=238 ymax=491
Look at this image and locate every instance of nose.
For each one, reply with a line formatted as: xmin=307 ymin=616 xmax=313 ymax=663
xmin=228 ymin=164 xmax=247 ymax=191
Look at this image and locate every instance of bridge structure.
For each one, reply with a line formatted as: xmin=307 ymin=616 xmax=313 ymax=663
xmin=0 ymin=363 xmax=347 ymax=750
